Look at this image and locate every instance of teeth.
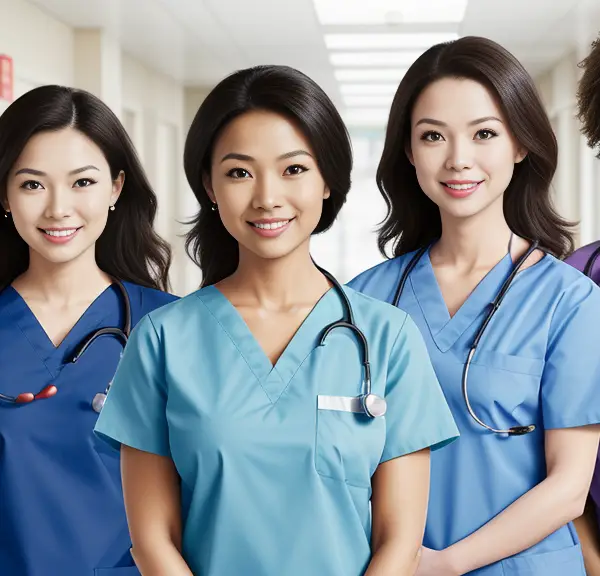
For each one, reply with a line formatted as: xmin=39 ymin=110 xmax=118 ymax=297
xmin=446 ymin=182 xmax=480 ymax=190
xmin=43 ymin=229 xmax=78 ymax=237
xmin=253 ymin=220 xmax=289 ymax=230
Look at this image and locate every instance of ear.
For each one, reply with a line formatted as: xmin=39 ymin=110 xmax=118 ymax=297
xmin=405 ymin=143 xmax=415 ymax=166
xmin=202 ymin=172 xmax=216 ymax=204
xmin=515 ymin=147 xmax=528 ymax=164
xmin=110 ymin=171 xmax=125 ymax=207
xmin=323 ymin=185 xmax=331 ymax=200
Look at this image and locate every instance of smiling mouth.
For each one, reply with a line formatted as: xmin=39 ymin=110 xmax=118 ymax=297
xmin=442 ymin=181 xmax=484 ymax=190
xmin=248 ymin=218 xmax=295 ymax=230
xmin=39 ymin=227 xmax=82 ymax=238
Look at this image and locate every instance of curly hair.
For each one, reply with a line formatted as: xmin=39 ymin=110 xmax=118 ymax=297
xmin=577 ymin=36 xmax=600 ymax=158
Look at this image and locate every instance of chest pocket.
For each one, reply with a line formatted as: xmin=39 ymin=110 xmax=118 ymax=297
xmin=465 ymin=351 xmax=545 ymax=431
xmin=315 ymin=404 xmax=386 ymax=489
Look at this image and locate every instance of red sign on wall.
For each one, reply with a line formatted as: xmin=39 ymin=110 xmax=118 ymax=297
xmin=0 ymin=55 xmax=14 ymax=102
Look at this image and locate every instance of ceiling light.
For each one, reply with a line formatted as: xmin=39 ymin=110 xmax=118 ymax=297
xmin=335 ymin=69 xmax=406 ymax=82
xmin=340 ymin=84 xmax=398 ymax=96
xmin=325 ymin=33 xmax=458 ymax=50
xmin=343 ymin=107 xmax=390 ymax=127
xmin=343 ymin=95 xmax=394 ymax=107
xmin=330 ymin=51 xmax=423 ymax=67
xmin=314 ymin=0 xmax=468 ymax=24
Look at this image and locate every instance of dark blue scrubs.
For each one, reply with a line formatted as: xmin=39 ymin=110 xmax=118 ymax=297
xmin=0 ymin=281 xmax=177 ymax=576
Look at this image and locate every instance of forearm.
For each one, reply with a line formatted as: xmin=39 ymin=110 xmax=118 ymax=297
xmin=365 ymin=541 xmax=421 ymax=576
xmin=132 ymin=541 xmax=194 ymax=576
xmin=445 ymin=475 xmax=586 ymax=574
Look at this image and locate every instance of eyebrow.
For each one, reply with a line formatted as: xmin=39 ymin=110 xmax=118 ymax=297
xmin=220 ymin=150 xmax=314 ymax=163
xmin=415 ymin=116 xmax=503 ymax=127
xmin=14 ymin=165 xmax=100 ymax=176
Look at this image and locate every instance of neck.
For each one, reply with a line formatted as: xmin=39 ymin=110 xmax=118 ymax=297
xmin=228 ymin=241 xmax=330 ymax=308
xmin=15 ymin=247 xmax=112 ymax=304
xmin=433 ymin=201 xmax=513 ymax=270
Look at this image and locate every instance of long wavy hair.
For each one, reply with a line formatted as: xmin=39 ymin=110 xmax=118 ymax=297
xmin=577 ymin=35 xmax=600 ymax=158
xmin=0 ymin=85 xmax=171 ymax=291
xmin=183 ymin=65 xmax=353 ymax=287
xmin=377 ymin=36 xmax=574 ymax=258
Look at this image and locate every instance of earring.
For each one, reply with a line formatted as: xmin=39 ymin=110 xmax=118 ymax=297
xmin=211 ymin=203 xmax=218 ymax=212
xmin=3 ymin=210 xmax=9 ymax=218
xmin=110 ymin=205 xmax=115 ymax=212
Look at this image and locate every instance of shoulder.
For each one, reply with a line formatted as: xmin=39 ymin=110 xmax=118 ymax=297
xmin=564 ymin=241 xmax=600 ymax=273
xmin=124 ymin=282 xmax=180 ymax=318
xmin=346 ymin=251 xmax=419 ymax=303
xmin=141 ymin=286 xmax=213 ymax=331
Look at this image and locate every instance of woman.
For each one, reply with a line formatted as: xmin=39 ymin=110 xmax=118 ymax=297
xmin=94 ymin=65 xmax=459 ymax=576
xmin=565 ymin=34 xmax=600 ymax=575
xmin=349 ymin=36 xmax=600 ymax=575
xmin=0 ymin=86 xmax=177 ymax=575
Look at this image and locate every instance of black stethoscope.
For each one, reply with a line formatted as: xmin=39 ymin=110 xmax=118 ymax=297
xmin=0 ymin=280 xmax=131 ymax=413
xmin=316 ymin=264 xmax=387 ymax=419
xmin=392 ymin=241 xmax=541 ymax=436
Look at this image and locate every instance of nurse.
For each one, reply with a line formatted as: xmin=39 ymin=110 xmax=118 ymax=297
xmin=0 ymin=86 xmax=177 ymax=575
xmin=565 ymin=34 xmax=600 ymax=575
xmin=349 ymin=36 xmax=600 ymax=575
xmin=94 ymin=64 xmax=459 ymax=576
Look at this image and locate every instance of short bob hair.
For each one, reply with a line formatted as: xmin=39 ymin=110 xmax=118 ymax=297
xmin=0 ymin=85 xmax=171 ymax=291
xmin=183 ymin=65 xmax=352 ymax=287
xmin=377 ymin=36 xmax=573 ymax=259
xmin=578 ymin=35 xmax=600 ymax=158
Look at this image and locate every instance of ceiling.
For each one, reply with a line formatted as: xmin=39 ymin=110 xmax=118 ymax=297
xmin=28 ymin=0 xmax=600 ymax=124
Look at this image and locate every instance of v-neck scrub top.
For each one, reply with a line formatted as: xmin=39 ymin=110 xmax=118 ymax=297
xmin=0 ymin=282 xmax=177 ymax=576
xmin=349 ymin=249 xmax=600 ymax=576
xmin=94 ymin=285 xmax=459 ymax=576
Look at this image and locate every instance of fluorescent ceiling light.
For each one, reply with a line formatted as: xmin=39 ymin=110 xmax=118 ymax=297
xmin=343 ymin=107 xmax=390 ymax=127
xmin=325 ymin=32 xmax=458 ymax=50
xmin=343 ymin=95 xmax=394 ymax=107
xmin=340 ymin=84 xmax=398 ymax=96
xmin=335 ymin=68 xmax=406 ymax=82
xmin=330 ymin=51 xmax=423 ymax=67
xmin=314 ymin=0 xmax=468 ymax=24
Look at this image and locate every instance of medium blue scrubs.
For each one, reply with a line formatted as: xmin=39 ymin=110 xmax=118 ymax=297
xmin=0 ymin=282 xmax=177 ymax=576
xmin=349 ymin=247 xmax=600 ymax=575
xmin=94 ymin=285 xmax=459 ymax=576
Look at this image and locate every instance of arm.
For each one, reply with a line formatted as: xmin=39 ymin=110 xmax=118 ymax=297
xmin=121 ymin=445 xmax=194 ymax=576
xmin=438 ymin=426 xmax=600 ymax=574
xmin=365 ymin=448 xmax=430 ymax=576
xmin=575 ymin=496 xmax=600 ymax=576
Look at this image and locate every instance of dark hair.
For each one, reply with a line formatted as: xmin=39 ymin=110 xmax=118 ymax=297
xmin=578 ymin=35 xmax=600 ymax=159
xmin=0 ymin=85 xmax=171 ymax=291
xmin=183 ymin=65 xmax=352 ymax=287
xmin=377 ymin=36 xmax=574 ymax=259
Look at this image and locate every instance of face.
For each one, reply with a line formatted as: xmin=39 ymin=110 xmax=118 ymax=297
xmin=408 ymin=77 xmax=527 ymax=221
xmin=4 ymin=128 xmax=123 ymax=267
xmin=205 ymin=109 xmax=330 ymax=262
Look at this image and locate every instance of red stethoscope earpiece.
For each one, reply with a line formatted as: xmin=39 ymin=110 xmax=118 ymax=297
xmin=15 ymin=385 xmax=58 ymax=403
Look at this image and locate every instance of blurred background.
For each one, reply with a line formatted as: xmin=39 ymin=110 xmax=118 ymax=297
xmin=1 ymin=0 xmax=600 ymax=295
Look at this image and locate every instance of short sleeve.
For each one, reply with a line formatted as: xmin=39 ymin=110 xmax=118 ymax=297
xmin=94 ymin=314 xmax=170 ymax=456
xmin=542 ymin=281 xmax=600 ymax=429
xmin=381 ymin=314 xmax=459 ymax=463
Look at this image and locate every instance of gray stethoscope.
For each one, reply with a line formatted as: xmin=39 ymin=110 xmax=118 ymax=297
xmin=392 ymin=240 xmax=541 ymax=436
xmin=317 ymin=265 xmax=387 ymax=419
xmin=0 ymin=280 xmax=131 ymax=413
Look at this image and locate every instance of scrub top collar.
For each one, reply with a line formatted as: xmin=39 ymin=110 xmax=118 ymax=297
xmin=195 ymin=284 xmax=340 ymax=403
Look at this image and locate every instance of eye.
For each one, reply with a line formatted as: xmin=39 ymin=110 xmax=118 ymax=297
xmin=74 ymin=178 xmax=97 ymax=188
xmin=475 ymin=129 xmax=497 ymax=140
xmin=20 ymin=180 xmax=44 ymax=190
xmin=421 ymin=131 xmax=444 ymax=142
xmin=283 ymin=164 xmax=308 ymax=176
xmin=226 ymin=168 xmax=251 ymax=179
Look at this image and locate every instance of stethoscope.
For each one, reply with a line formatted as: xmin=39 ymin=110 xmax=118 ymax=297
xmin=392 ymin=241 xmax=541 ymax=436
xmin=0 ymin=280 xmax=131 ymax=413
xmin=316 ymin=264 xmax=387 ymax=419
xmin=583 ymin=245 xmax=600 ymax=278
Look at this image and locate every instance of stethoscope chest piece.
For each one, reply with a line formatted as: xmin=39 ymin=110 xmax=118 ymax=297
xmin=360 ymin=393 xmax=387 ymax=418
xmin=92 ymin=392 xmax=107 ymax=414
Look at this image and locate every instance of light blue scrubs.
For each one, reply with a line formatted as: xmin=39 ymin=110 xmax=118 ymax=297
xmin=94 ymin=285 xmax=459 ymax=576
xmin=0 ymin=282 xmax=177 ymax=576
xmin=349 ymin=248 xmax=600 ymax=575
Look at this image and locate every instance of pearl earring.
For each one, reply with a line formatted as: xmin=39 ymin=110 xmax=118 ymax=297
xmin=211 ymin=203 xmax=218 ymax=212
xmin=110 ymin=205 xmax=116 ymax=212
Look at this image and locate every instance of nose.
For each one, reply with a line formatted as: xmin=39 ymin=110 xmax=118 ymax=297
xmin=445 ymin=137 xmax=474 ymax=172
xmin=251 ymin=173 xmax=283 ymax=211
xmin=44 ymin=187 xmax=73 ymax=219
